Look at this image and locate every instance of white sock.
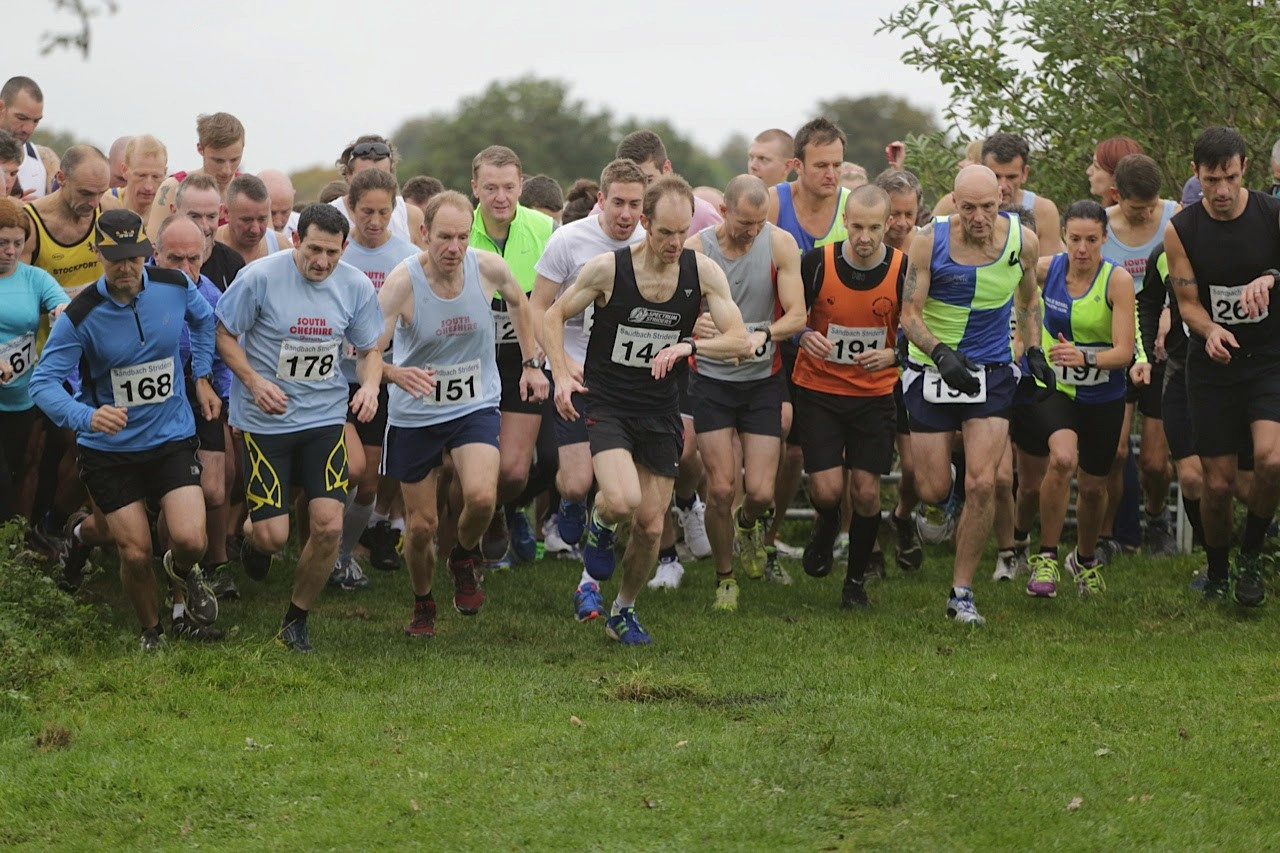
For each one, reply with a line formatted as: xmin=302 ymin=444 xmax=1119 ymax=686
xmin=72 ymin=522 xmax=84 ymax=543
xmin=579 ymin=569 xmax=594 ymax=586
xmin=369 ymin=510 xmax=388 ymax=527
xmin=390 ymin=517 xmax=405 ymax=533
xmin=612 ymin=595 xmax=635 ymax=614
xmin=173 ymin=602 xmax=186 ymax=620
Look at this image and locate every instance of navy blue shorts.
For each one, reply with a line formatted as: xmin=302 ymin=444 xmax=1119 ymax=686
xmin=381 ymin=408 xmax=500 ymax=483
xmin=553 ymin=392 xmax=589 ymax=446
xmin=902 ymin=364 xmax=1017 ymax=433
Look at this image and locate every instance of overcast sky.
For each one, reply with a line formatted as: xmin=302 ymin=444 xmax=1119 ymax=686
xmin=16 ymin=0 xmax=947 ymax=177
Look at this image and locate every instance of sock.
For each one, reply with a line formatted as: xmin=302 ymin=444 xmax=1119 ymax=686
xmin=390 ymin=517 xmax=405 ymax=533
xmin=414 ymin=592 xmax=434 ymax=604
xmin=845 ymin=512 xmax=880 ymax=583
xmin=1077 ymin=550 xmax=1097 ymax=566
xmin=1181 ymin=496 xmax=1202 ymax=537
xmin=370 ymin=510 xmax=388 ymax=527
xmin=591 ymin=506 xmax=618 ymax=532
xmin=674 ymin=492 xmax=695 ymax=511
xmin=997 ymin=547 xmax=1015 ymax=558
xmin=951 ymin=451 xmax=967 ymax=501
xmin=815 ymin=505 xmax=840 ymax=544
xmin=1207 ymin=545 xmax=1229 ymax=582
xmin=340 ymin=500 xmax=375 ymax=564
xmin=950 ymin=585 xmax=973 ymax=600
xmin=284 ymin=602 xmax=308 ymax=625
xmin=579 ymin=569 xmax=594 ymax=587
xmin=144 ymin=622 xmax=163 ymax=636
xmin=612 ymin=595 xmax=634 ymax=614
xmin=1242 ymin=512 xmax=1272 ymax=554
xmin=1039 ymin=546 xmax=1058 ymax=559
xmin=1014 ymin=527 xmax=1030 ymax=544
xmin=1145 ymin=505 xmax=1166 ymax=519
xmin=659 ymin=545 xmax=678 ymax=563
xmin=172 ymin=602 xmax=186 ymax=620
xmin=450 ymin=541 xmax=480 ymax=562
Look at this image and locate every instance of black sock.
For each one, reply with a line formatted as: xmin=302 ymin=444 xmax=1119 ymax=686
xmin=1039 ymin=546 xmax=1057 ymax=559
xmin=1242 ymin=512 xmax=1272 ymax=554
xmin=1207 ymin=545 xmax=1230 ymax=582
xmin=144 ymin=622 xmax=163 ymax=635
xmin=659 ymin=545 xmax=678 ymax=562
xmin=1181 ymin=496 xmax=1202 ymax=537
xmin=815 ymin=505 xmax=840 ymax=540
xmin=284 ymin=602 xmax=308 ymax=625
xmin=845 ymin=512 xmax=881 ymax=583
xmin=736 ymin=506 xmax=752 ymax=528
xmin=952 ymin=450 xmax=967 ymax=501
xmin=415 ymin=592 xmax=433 ymax=604
xmin=1014 ymin=527 xmax=1029 ymax=543
xmin=675 ymin=492 xmax=696 ymax=511
xmin=450 ymin=541 xmax=480 ymax=562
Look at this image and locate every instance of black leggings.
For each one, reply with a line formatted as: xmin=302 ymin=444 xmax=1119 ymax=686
xmin=0 ymin=407 xmax=38 ymax=521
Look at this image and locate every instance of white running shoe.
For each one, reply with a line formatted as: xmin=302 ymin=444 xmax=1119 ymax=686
xmin=992 ymin=548 xmax=1019 ymax=581
xmin=647 ymin=556 xmax=685 ymax=590
xmin=543 ymin=514 xmax=576 ymax=556
xmin=675 ymin=498 xmax=712 ymax=559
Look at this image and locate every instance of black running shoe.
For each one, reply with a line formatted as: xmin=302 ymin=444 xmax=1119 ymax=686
xmin=277 ymin=620 xmax=314 ymax=653
xmin=172 ymin=616 xmax=225 ymax=642
xmin=58 ymin=511 xmax=92 ymax=592
xmin=208 ymin=562 xmax=240 ymax=600
xmin=1233 ymin=554 xmax=1267 ymax=607
xmin=893 ymin=511 xmax=923 ymax=572
xmin=841 ymin=577 xmax=870 ymax=609
xmin=241 ymin=541 xmax=273 ymax=581
xmin=866 ymin=550 xmax=887 ymax=580
xmin=369 ymin=520 xmax=402 ymax=571
xmin=139 ymin=626 xmax=166 ymax=652
xmin=802 ymin=511 xmax=839 ymax=578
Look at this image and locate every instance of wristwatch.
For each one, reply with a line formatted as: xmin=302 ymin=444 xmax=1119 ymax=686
xmin=195 ymin=372 xmax=214 ymax=383
xmin=1083 ymin=351 xmax=1098 ymax=369
xmin=522 ymin=356 xmax=544 ymax=369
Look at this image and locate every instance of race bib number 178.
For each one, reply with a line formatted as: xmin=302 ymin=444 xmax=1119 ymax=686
xmin=277 ymin=339 xmax=339 ymax=381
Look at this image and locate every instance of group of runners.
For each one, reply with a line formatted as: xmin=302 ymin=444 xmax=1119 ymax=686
xmin=3 ymin=71 xmax=1278 ymax=652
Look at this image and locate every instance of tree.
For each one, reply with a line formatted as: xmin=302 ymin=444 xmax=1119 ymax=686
xmin=879 ymin=0 xmax=1280 ymax=205
xmin=31 ymin=128 xmax=83 ymax=157
xmin=815 ymin=95 xmax=940 ymax=174
xmin=41 ymin=0 xmax=117 ymax=56
xmin=716 ymin=133 xmax=751 ymax=181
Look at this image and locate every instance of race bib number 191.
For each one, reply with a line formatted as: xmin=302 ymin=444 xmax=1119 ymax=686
xmin=826 ymin=324 xmax=885 ymax=364
xmin=921 ymin=366 xmax=987 ymax=404
xmin=1210 ymin=284 xmax=1268 ymax=325
xmin=277 ymin=339 xmax=339 ymax=381
xmin=610 ymin=326 xmax=681 ymax=368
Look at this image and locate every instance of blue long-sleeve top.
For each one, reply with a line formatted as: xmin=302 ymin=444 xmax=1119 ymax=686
xmin=29 ymin=266 xmax=215 ymax=451
xmin=172 ymin=269 xmax=231 ymax=399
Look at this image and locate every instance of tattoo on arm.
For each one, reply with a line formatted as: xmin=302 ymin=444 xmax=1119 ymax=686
xmin=902 ymin=264 xmax=920 ymax=305
xmin=1168 ymin=275 xmax=1197 ymax=290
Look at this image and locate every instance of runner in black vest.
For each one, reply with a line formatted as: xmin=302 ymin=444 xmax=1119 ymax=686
xmin=544 ymin=175 xmax=748 ymax=645
xmin=1166 ymin=126 xmax=1280 ymax=606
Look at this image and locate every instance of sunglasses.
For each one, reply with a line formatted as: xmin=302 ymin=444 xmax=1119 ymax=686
xmin=351 ymin=142 xmax=391 ymax=159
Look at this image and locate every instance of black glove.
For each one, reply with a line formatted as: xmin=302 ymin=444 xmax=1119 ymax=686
xmin=1024 ymin=346 xmax=1057 ymax=392
xmin=930 ymin=342 xmax=981 ymax=395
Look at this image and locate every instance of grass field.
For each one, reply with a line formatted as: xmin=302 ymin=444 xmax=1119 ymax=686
xmin=1 ymin=530 xmax=1278 ymax=851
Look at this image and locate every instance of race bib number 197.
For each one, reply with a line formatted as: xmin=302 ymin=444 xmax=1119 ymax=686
xmin=277 ymin=339 xmax=339 ymax=381
xmin=610 ymin=326 xmax=681 ymax=368
xmin=1056 ymin=346 xmax=1108 ymax=386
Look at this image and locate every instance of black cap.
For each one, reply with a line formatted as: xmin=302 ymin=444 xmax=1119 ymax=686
xmin=94 ymin=209 xmax=153 ymax=261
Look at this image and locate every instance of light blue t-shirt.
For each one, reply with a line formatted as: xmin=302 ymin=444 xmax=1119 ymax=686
xmin=216 ymin=251 xmax=384 ymax=435
xmin=0 ymin=263 xmax=69 ymax=411
xmin=339 ymin=235 xmax=417 ymax=383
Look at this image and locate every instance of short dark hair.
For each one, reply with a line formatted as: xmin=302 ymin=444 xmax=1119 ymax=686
xmin=793 ymin=118 xmax=846 ymax=162
xmin=347 ymin=168 xmax=399 ymax=209
xmin=318 ymin=180 xmax=348 ymax=204
xmin=643 ymin=174 xmax=695 ymax=221
xmin=846 ymin=184 xmax=890 ymax=217
xmin=562 ymin=178 xmax=599 ymax=224
xmin=874 ymin=168 xmax=923 ymax=207
xmin=226 ymin=174 xmax=269 ymax=206
xmin=1063 ymin=199 xmax=1108 ymax=231
xmin=519 ymin=174 xmax=563 ymax=213
xmin=176 ymin=172 xmax=219 ymax=207
xmin=59 ymin=144 xmax=107 ymax=180
xmin=1193 ymin=126 xmax=1247 ymax=172
xmin=982 ymin=133 xmax=1031 ymax=166
xmin=0 ymin=76 xmax=42 ymax=105
xmin=616 ymin=130 xmax=667 ymax=167
xmin=0 ymin=129 xmax=21 ymax=165
xmin=1113 ymin=154 xmax=1162 ymax=201
xmin=297 ymin=202 xmax=350 ymax=242
xmin=402 ymin=175 xmax=444 ymax=205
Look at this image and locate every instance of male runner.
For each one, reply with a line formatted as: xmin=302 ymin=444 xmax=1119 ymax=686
xmin=30 ymin=209 xmax=221 ymax=648
xmin=544 ymin=175 xmax=748 ymax=645
xmin=685 ymin=174 xmax=804 ymax=610
xmin=1166 ymin=126 xmax=1280 ymax=606
xmin=215 ymin=203 xmax=385 ymax=652
xmin=216 ymin=174 xmax=290 ymax=263
xmin=901 ymin=165 xmax=1051 ymax=625
xmin=21 ymin=146 xmax=116 ymax=301
xmin=0 ymin=77 xmax=47 ymax=199
xmin=378 ymin=190 xmax=544 ymax=637
xmin=149 ymin=112 xmax=245 ymax=235
xmin=748 ymin=129 xmax=794 ymax=187
xmin=259 ymin=168 xmax=299 ymax=239
xmin=167 ymin=173 xmax=245 ymax=292
xmin=107 ymin=137 xmax=132 ymax=190
xmin=528 ymin=159 xmax=647 ymax=616
xmin=106 ymin=135 xmax=167 ymax=220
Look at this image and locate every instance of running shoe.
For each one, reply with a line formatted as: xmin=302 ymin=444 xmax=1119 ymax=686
xmin=1232 ymin=552 xmax=1267 ymax=607
xmin=946 ymin=588 xmax=985 ymax=626
xmin=405 ymin=599 xmax=437 ymax=638
xmin=1025 ymin=552 xmax=1060 ymax=598
xmin=543 ymin=515 xmax=577 ymax=556
xmin=347 ymin=559 xmax=371 ymax=589
xmin=486 ymin=552 xmax=513 ymax=572
xmin=712 ymin=577 xmax=739 ymax=612
xmin=992 ymin=548 xmax=1019 ymax=582
xmin=1143 ymin=506 xmax=1179 ymax=557
xmin=241 ymin=540 xmax=273 ymax=581
xmin=277 ymin=620 xmax=314 ymax=653
xmin=763 ymin=546 xmax=793 ymax=585
xmin=773 ymin=540 xmax=804 ymax=559
xmin=58 ymin=510 xmax=92 ymax=592
xmin=163 ymin=551 xmax=218 ymax=626
xmin=1201 ymin=576 xmax=1230 ymax=603
xmin=802 ymin=510 xmax=840 ymax=578
xmin=368 ymin=520 xmax=402 ymax=571
xmin=832 ymin=532 xmax=850 ymax=561
xmin=736 ymin=511 xmax=766 ymax=580
xmin=557 ymin=500 xmax=588 ymax=546
xmin=449 ymin=554 xmax=485 ymax=615
xmin=866 ymin=550 xmax=886 ymax=581
xmin=139 ymin=626 xmax=166 ymax=652
xmin=1188 ymin=569 xmax=1208 ymax=592
xmin=841 ymin=577 xmax=870 ymax=610
xmin=1013 ymin=538 xmax=1031 ymax=577
xmin=647 ymin=556 xmax=684 ymax=590
xmin=893 ymin=511 xmax=923 ymax=572
xmin=574 ymin=582 xmax=604 ymax=622
xmin=915 ymin=502 xmax=956 ymax=546
xmin=207 ymin=562 xmax=240 ymax=600
xmin=481 ymin=511 xmax=510 ymax=562
xmin=675 ymin=497 xmax=712 ymax=559
xmin=328 ymin=557 xmax=355 ymax=590
xmin=1066 ymin=549 xmax=1105 ymax=598
xmin=172 ymin=616 xmax=225 ymax=643
xmin=1095 ymin=537 xmax=1122 ymax=566
xmin=582 ymin=514 xmax=618 ymax=581
xmin=605 ymin=606 xmax=653 ymax=645
xmin=509 ymin=508 xmax=538 ymax=563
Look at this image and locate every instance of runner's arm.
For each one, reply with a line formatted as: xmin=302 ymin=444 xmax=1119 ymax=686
xmin=1013 ymin=227 xmax=1044 ymax=350
xmin=900 ymin=223 xmax=940 ymax=355
xmin=544 ymin=253 xmax=611 ymax=386
xmin=1100 ymin=267 xmax=1136 ymax=370
xmin=1134 ymin=248 xmax=1167 ymax=364
xmin=28 ymin=315 xmax=96 ymax=433
xmin=769 ymin=228 xmax=807 ymax=342
xmin=694 ymin=255 xmax=748 ymax=361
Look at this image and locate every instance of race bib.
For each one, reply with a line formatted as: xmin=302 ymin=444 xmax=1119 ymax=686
xmin=744 ymin=322 xmax=774 ymax=363
xmin=826 ymin=324 xmax=886 ymax=364
xmin=425 ymin=359 xmax=482 ymax=406
xmin=1210 ymin=284 xmax=1268 ymax=326
xmin=921 ymin=366 xmax=987 ymax=404
xmin=111 ymin=357 xmax=174 ymax=407
xmin=276 ymin=339 xmax=339 ymax=381
xmin=1056 ymin=346 xmax=1108 ymax=386
xmin=493 ymin=309 xmax=518 ymax=346
xmin=0 ymin=332 xmax=35 ymax=383
xmin=610 ymin=325 xmax=681 ymax=368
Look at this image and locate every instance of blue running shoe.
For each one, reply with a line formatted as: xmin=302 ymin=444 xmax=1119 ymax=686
xmin=574 ymin=582 xmax=604 ymax=622
xmin=605 ymin=606 xmax=653 ymax=645
xmin=583 ymin=515 xmax=617 ymax=581
xmin=509 ymin=508 xmax=538 ymax=563
xmin=558 ymin=500 xmax=588 ymax=546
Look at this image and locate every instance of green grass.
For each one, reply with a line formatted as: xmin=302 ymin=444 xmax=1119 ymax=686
xmin=2 ymin=534 xmax=1279 ymax=851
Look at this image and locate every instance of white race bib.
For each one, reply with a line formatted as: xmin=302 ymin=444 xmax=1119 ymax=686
xmin=921 ymin=365 xmax=987 ymax=404
xmin=610 ymin=325 xmax=681 ymax=368
xmin=1056 ymin=346 xmax=1108 ymax=386
xmin=826 ymin=324 xmax=886 ymax=364
xmin=744 ymin=322 xmax=774 ymax=363
xmin=426 ymin=359 xmax=482 ymax=406
xmin=1210 ymin=284 xmax=1268 ymax=326
xmin=0 ymin=332 xmax=36 ymax=383
xmin=493 ymin=310 xmax=518 ymax=346
xmin=110 ymin=358 xmax=174 ymax=407
xmin=276 ymin=339 xmax=339 ymax=381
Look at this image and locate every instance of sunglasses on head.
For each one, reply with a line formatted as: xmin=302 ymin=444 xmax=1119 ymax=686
xmin=352 ymin=142 xmax=391 ymax=159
